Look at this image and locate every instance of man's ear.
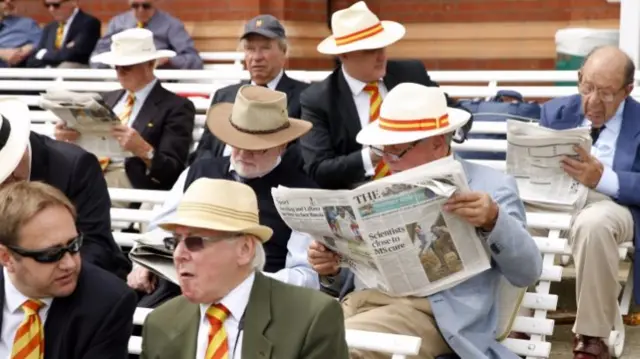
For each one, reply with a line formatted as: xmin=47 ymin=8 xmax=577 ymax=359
xmin=0 ymin=245 xmax=15 ymax=273
xmin=236 ymin=236 xmax=255 ymax=267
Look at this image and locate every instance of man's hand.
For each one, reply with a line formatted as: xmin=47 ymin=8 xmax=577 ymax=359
xmin=54 ymin=122 xmax=80 ymax=142
xmin=444 ymin=191 xmax=499 ymax=231
xmin=111 ymin=124 xmax=152 ymax=158
xmin=561 ymin=145 xmax=604 ymax=189
xmin=307 ymin=240 xmax=341 ymax=276
xmin=156 ymin=57 xmax=170 ymax=68
xmin=127 ymin=266 xmax=157 ymax=293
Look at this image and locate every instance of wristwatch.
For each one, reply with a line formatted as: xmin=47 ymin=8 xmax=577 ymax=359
xmin=144 ymin=148 xmax=155 ymax=161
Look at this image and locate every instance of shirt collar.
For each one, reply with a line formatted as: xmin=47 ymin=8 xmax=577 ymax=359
xmin=251 ymin=70 xmax=284 ymax=90
xmin=3 ymin=268 xmax=53 ymax=314
xmin=199 ymin=271 xmax=255 ymax=324
xmin=64 ymin=8 xmax=79 ymax=25
xmin=130 ymin=78 xmax=158 ymax=104
xmin=341 ymin=65 xmax=382 ymax=96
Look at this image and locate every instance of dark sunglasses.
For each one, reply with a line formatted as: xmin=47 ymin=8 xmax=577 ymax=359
xmin=7 ymin=234 xmax=83 ymax=263
xmin=131 ymin=2 xmax=152 ymax=10
xmin=43 ymin=0 xmax=67 ymax=9
xmin=164 ymin=233 xmax=243 ymax=252
xmin=370 ymin=140 xmax=421 ymax=162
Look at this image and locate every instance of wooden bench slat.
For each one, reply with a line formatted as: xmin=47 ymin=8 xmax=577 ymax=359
xmin=502 ymin=337 xmax=551 ymax=357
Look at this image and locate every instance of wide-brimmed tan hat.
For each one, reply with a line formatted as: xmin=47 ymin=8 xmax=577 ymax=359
xmin=356 ymin=83 xmax=471 ymax=146
xmin=159 ymin=178 xmax=273 ymax=242
xmin=0 ymin=98 xmax=31 ymax=184
xmin=207 ymin=85 xmax=312 ymax=151
xmin=91 ymin=28 xmax=176 ymax=67
xmin=317 ymin=1 xmax=405 ymax=55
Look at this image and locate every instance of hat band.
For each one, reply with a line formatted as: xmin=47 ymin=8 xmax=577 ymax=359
xmin=0 ymin=116 xmax=11 ymax=151
xmin=335 ymin=22 xmax=384 ymax=46
xmin=179 ymin=202 xmax=259 ymax=224
xmin=379 ymin=114 xmax=449 ymax=132
xmin=229 ymin=116 xmax=290 ymax=135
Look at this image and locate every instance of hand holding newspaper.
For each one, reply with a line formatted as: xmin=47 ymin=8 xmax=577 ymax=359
xmin=38 ymin=89 xmax=131 ymax=158
xmin=272 ymin=156 xmax=492 ymax=297
xmin=129 ymin=228 xmax=179 ymax=285
xmin=505 ymin=119 xmax=591 ymax=211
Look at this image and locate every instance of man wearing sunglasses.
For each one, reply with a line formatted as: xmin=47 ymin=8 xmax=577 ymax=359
xmin=0 ymin=181 xmax=137 ymax=359
xmin=91 ymin=0 xmax=202 ymax=70
xmin=128 ymin=86 xmax=319 ymax=308
xmin=25 ymin=0 xmax=100 ymax=68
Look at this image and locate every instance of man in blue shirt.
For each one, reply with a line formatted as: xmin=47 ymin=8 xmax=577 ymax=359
xmin=0 ymin=0 xmax=41 ymax=67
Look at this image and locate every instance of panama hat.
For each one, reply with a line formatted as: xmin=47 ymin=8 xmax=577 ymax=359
xmin=0 ymin=98 xmax=31 ymax=184
xmin=90 ymin=28 xmax=176 ymax=67
xmin=206 ymin=85 xmax=312 ymax=151
xmin=159 ymin=178 xmax=273 ymax=242
xmin=356 ymin=83 xmax=471 ymax=146
xmin=317 ymin=1 xmax=405 ymax=55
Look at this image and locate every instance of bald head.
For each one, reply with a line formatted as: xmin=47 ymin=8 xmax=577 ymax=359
xmin=582 ymin=46 xmax=634 ymax=86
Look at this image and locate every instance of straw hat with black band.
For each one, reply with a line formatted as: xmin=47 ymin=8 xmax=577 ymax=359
xmin=206 ymin=85 xmax=312 ymax=151
xmin=0 ymin=99 xmax=32 ymax=184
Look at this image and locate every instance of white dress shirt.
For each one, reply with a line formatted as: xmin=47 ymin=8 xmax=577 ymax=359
xmin=35 ymin=7 xmax=79 ymax=60
xmin=195 ymin=272 xmax=254 ymax=359
xmin=221 ymin=70 xmax=284 ymax=156
xmin=144 ymin=160 xmax=320 ymax=290
xmin=0 ymin=269 xmax=53 ymax=358
xmin=341 ymin=66 xmax=388 ymax=177
xmin=581 ymin=100 xmax=625 ymax=198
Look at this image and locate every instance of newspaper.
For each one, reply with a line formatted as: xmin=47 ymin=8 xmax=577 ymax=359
xmin=506 ymin=120 xmax=591 ymax=211
xmin=38 ymin=89 xmax=130 ymax=158
xmin=272 ymin=156 xmax=491 ymax=297
xmin=128 ymin=228 xmax=179 ymax=285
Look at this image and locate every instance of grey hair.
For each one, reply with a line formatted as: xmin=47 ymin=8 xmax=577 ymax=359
xmin=238 ymin=37 xmax=289 ymax=57
xmin=251 ymin=237 xmax=266 ymax=271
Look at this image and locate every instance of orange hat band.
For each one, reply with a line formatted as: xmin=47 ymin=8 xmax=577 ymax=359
xmin=379 ymin=114 xmax=450 ymax=132
xmin=335 ymin=22 xmax=384 ymax=46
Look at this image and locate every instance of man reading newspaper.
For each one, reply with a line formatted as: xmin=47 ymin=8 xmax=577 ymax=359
xmin=307 ymin=84 xmax=542 ymax=359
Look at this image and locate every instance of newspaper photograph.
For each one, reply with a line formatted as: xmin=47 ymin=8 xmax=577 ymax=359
xmin=38 ymin=89 xmax=130 ymax=158
xmin=272 ymin=156 xmax=491 ymax=297
xmin=506 ymin=119 xmax=591 ymax=211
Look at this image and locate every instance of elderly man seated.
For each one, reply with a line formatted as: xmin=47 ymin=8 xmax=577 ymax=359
xmin=128 ymin=85 xmax=320 ymax=308
xmin=538 ymin=45 xmax=640 ymax=359
xmin=0 ymin=0 xmax=42 ymax=67
xmin=140 ymin=178 xmax=349 ymax=359
xmin=308 ymin=83 xmax=542 ymax=359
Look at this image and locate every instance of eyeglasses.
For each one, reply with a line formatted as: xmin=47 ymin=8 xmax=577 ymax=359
xmin=370 ymin=141 xmax=420 ymax=162
xmin=131 ymin=2 xmax=152 ymax=10
xmin=7 ymin=234 xmax=83 ymax=263
xmin=43 ymin=0 xmax=67 ymax=9
xmin=164 ymin=233 xmax=244 ymax=252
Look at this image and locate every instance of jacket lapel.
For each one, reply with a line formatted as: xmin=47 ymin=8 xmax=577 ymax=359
xmin=275 ymin=73 xmax=295 ymax=97
xmin=132 ymin=82 xmax=163 ymax=135
xmin=336 ymin=70 xmax=362 ymax=140
xmin=242 ymin=273 xmax=273 ymax=359
xmin=382 ymin=65 xmax=401 ymax=92
xmin=163 ymin=299 xmax=200 ymax=359
xmin=28 ymin=133 xmax=49 ymax=182
xmin=63 ymin=11 xmax=83 ymax=47
xmin=614 ymin=97 xmax=640 ymax=171
xmin=103 ymin=89 xmax=125 ymax=109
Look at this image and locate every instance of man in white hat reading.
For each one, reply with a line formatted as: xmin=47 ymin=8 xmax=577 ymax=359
xmin=56 ymin=28 xmax=195 ymax=194
xmin=128 ymin=86 xmax=320 ymax=308
xmin=140 ymin=177 xmax=349 ymax=359
xmin=308 ymin=83 xmax=542 ymax=359
xmin=299 ymin=1 xmax=465 ymax=190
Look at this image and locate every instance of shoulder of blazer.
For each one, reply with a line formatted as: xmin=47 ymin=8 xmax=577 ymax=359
xmin=72 ymin=263 xmax=134 ymax=303
xmin=212 ymin=82 xmax=244 ymax=103
xmin=300 ymin=68 xmax=339 ymax=104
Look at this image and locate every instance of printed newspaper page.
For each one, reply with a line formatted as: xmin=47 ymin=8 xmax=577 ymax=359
xmin=506 ymin=120 xmax=591 ymax=211
xmin=129 ymin=228 xmax=179 ymax=284
xmin=39 ymin=89 xmax=130 ymax=158
xmin=272 ymin=156 xmax=491 ymax=297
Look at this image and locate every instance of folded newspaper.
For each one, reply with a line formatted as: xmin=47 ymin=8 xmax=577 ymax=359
xmin=506 ymin=120 xmax=591 ymax=211
xmin=38 ymin=89 xmax=131 ymax=158
xmin=128 ymin=228 xmax=179 ymax=285
xmin=272 ymin=155 xmax=492 ymax=297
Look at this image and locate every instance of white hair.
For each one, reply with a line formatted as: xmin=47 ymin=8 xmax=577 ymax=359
xmin=251 ymin=237 xmax=266 ymax=271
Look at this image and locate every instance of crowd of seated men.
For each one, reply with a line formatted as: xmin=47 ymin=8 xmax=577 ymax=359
xmin=0 ymin=0 xmax=637 ymax=359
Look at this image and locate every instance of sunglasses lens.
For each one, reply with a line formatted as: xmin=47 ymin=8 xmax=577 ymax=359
xmin=184 ymin=236 xmax=205 ymax=251
xmin=131 ymin=3 xmax=150 ymax=9
xmin=45 ymin=3 xmax=59 ymax=8
xmin=35 ymin=248 xmax=66 ymax=263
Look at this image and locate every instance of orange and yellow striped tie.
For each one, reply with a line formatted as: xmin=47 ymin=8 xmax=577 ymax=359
xmin=205 ymin=304 xmax=230 ymax=359
xmin=54 ymin=22 xmax=65 ymax=49
xmin=98 ymin=92 xmax=136 ymax=171
xmin=137 ymin=21 xmax=145 ymax=28
xmin=11 ymin=299 xmax=45 ymax=359
xmin=363 ymin=81 xmax=390 ymax=179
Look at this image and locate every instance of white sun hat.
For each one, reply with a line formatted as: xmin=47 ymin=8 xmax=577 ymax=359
xmin=356 ymin=83 xmax=471 ymax=146
xmin=90 ymin=28 xmax=176 ymax=67
xmin=0 ymin=98 xmax=31 ymax=183
xmin=317 ymin=1 xmax=405 ymax=55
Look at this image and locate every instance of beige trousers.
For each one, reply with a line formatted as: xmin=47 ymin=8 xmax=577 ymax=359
xmin=104 ymin=164 xmax=133 ymax=209
xmin=528 ymin=190 xmax=633 ymax=338
xmin=342 ymin=289 xmax=452 ymax=359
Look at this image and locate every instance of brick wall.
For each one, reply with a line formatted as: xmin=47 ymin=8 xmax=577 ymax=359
xmin=21 ymin=0 xmax=621 ymax=70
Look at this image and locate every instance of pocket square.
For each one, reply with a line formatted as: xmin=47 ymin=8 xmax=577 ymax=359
xmin=66 ymin=41 xmax=75 ymax=48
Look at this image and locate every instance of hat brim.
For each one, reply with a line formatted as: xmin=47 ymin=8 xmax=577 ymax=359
xmin=90 ymin=49 xmax=176 ymax=66
xmin=206 ymin=102 xmax=312 ymax=151
xmin=0 ymin=98 xmax=31 ymax=184
xmin=317 ymin=21 xmax=406 ymax=55
xmin=356 ymin=107 xmax=472 ymax=146
xmin=159 ymin=216 xmax=273 ymax=243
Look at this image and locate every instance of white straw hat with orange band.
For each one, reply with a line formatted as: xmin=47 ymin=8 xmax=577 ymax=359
xmin=356 ymin=83 xmax=472 ymax=146
xmin=317 ymin=1 xmax=406 ymax=55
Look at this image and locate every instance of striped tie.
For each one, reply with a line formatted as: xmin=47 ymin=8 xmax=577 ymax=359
xmin=363 ymin=81 xmax=390 ymax=179
xmin=205 ymin=304 xmax=230 ymax=359
xmin=98 ymin=92 xmax=136 ymax=171
xmin=137 ymin=21 xmax=145 ymax=28
xmin=54 ymin=22 xmax=65 ymax=49
xmin=11 ymin=299 xmax=44 ymax=359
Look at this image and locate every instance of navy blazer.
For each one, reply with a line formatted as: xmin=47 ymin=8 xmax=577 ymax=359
xmin=540 ymin=94 xmax=640 ymax=304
